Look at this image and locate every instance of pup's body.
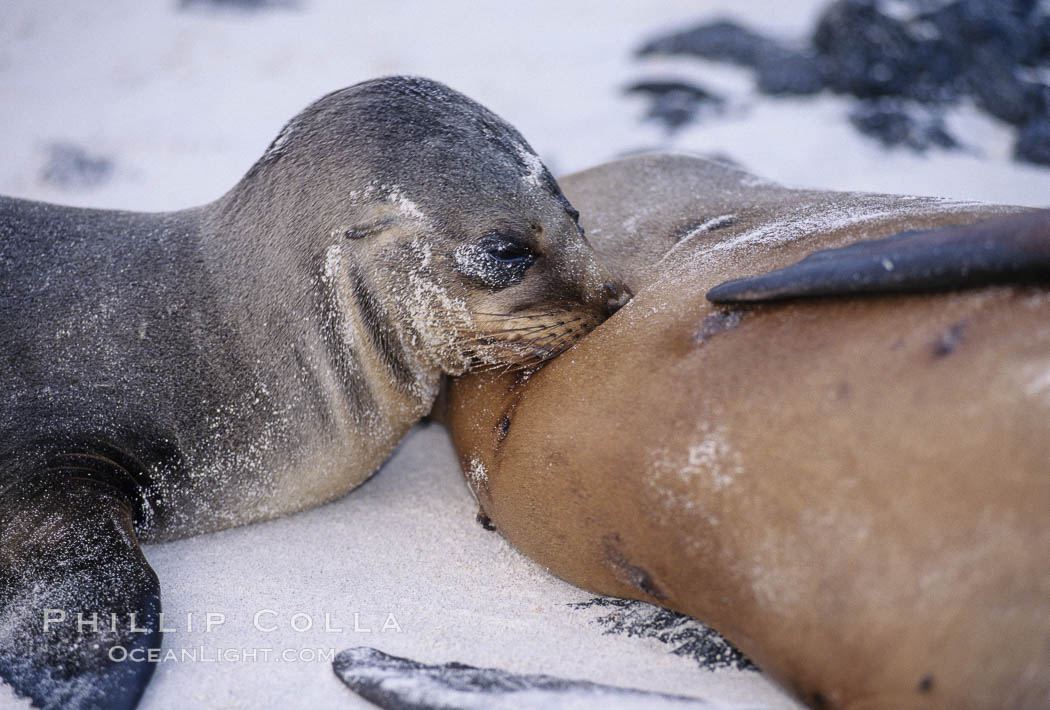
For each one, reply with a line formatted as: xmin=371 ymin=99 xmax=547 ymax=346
xmin=0 ymin=77 xmax=622 ymax=710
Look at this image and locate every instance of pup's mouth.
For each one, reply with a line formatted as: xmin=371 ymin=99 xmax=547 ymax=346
xmin=456 ymin=307 xmax=605 ymax=373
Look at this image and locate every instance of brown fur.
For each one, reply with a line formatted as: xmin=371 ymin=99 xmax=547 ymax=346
xmin=443 ymin=154 xmax=1050 ymax=710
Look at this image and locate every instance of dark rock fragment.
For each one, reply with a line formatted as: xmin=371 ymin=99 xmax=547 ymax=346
xmin=625 ymin=79 xmax=726 ymax=130
xmin=848 ymin=99 xmax=958 ymax=151
xmin=39 ymin=143 xmax=114 ymax=190
xmin=638 ymin=19 xmax=827 ymax=96
xmin=1015 ymin=118 xmax=1050 ymax=165
xmin=638 ymin=19 xmax=784 ymax=66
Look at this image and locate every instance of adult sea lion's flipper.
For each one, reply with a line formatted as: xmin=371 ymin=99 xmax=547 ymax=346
xmin=0 ymin=476 xmax=160 ymax=710
xmin=706 ymin=210 xmax=1050 ymax=303
xmin=333 ymin=647 xmax=720 ymax=709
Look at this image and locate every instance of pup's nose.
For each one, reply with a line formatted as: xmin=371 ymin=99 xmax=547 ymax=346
xmin=603 ymin=281 xmax=632 ymax=316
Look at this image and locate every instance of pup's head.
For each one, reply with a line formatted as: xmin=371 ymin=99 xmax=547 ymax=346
xmin=250 ymin=76 xmax=628 ymax=376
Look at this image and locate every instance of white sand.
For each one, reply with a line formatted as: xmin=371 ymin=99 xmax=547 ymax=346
xmin=140 ymin=424 xmax=795 ymax=709
xmin=3 ymin=0 xmax=1048 ymax=212
xmin=1 ymin=1 xmax=1047 ymax=708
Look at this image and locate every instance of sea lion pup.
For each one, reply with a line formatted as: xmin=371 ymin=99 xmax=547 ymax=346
xmin=0 ymin=76 xmax=624 ymax=710
xmin=444 ymin=153 xmax=1050 ymax=710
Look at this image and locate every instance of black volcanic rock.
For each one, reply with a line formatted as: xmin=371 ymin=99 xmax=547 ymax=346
xmin=965 ymin=65 xmax=1050 ymax=128
xmin=1016 ymin=118 xmax=1050 ymax=165
xmin=625 ymin=79 xmax=726 ymax=130
xmin=638 ymin=20 xmax=784 ymax=66
xmin=925 ymin=0 xmax=1043 ymax=66
xmin=756 ymin=52 xmax=826 ymax=95
xmin=632 ymin=0 xmax=1050 ymax=165
xmin=639 ymin=19 xmax=826 ymax=97
xmin=849 ymin=99 xmax=958 ymax=151
xmin=39 ymin=143 xmax=114 ymax=190
xmin=813 ymin=0 xmax=931 ymax=99
xmin=813 ymin=0 xmax=1050 ymax=112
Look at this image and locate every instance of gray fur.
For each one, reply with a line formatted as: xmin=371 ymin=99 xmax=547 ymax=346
xmin=0 ymin=76 xmax=620 ymax=710
xmin=0 ymin=75 xmax=609 ymax=541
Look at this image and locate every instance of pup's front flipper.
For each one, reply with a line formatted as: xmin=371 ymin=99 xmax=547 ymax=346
xmin=0 ymin=476 xmax=160 ymax=710
xmin=706 ymin=210 xmax=1050 ymax=303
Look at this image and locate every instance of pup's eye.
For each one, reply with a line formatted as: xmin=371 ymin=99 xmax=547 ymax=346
xmin=483 ymin=235 xmax=534 ymax=264
xmin=453 ymin=232 xmax=537 ymax=289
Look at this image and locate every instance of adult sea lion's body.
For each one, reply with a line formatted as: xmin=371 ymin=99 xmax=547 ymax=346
xmin=445 ymin=154 xmax=1050 ymax=710
xmin=0 ymin=77 xmax=623 ymax=709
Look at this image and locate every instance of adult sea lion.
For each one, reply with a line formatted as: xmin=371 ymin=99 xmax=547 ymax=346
xmin=0 ymin=76 xmax=625 ymax=710
xmin=444 ymin=153 xmax=1050 ymax=710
